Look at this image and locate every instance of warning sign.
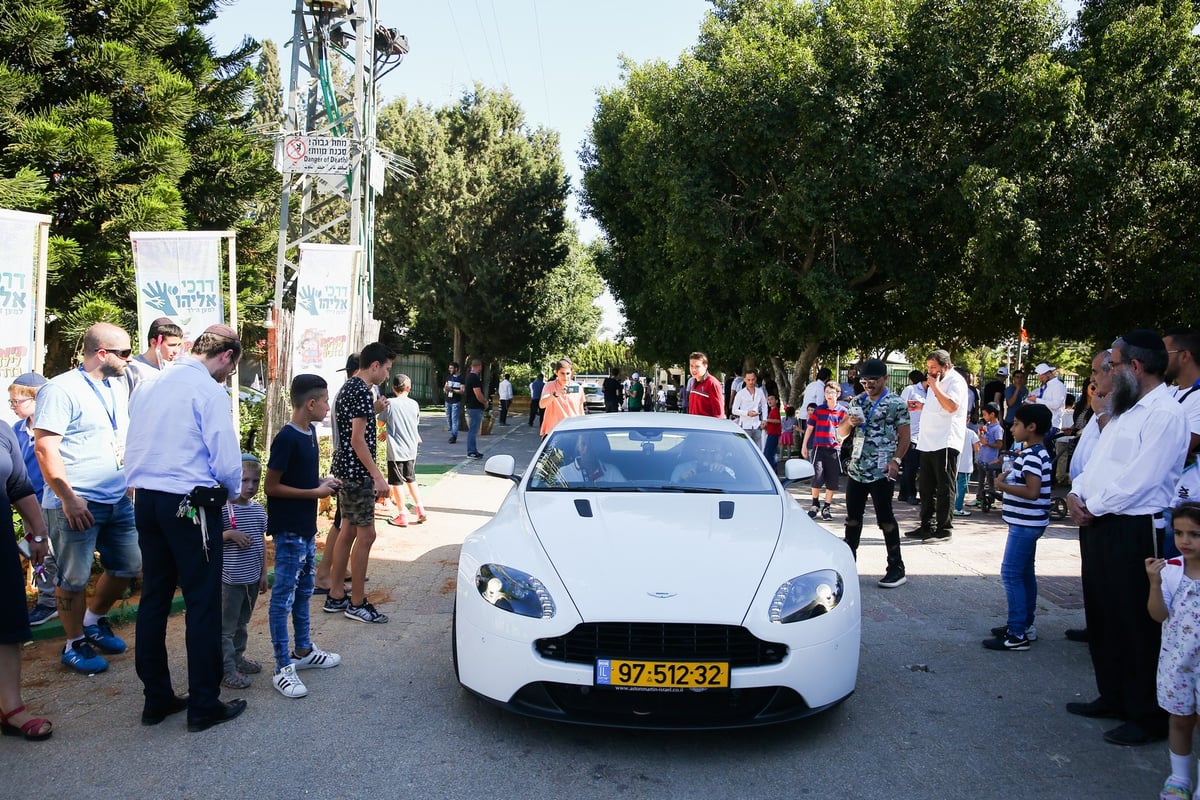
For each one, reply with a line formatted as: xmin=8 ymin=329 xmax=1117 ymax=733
xmin=276 ymin=136 xmax=352 ymax=175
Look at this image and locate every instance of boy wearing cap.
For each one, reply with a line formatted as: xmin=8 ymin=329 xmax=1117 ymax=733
xmin=9 ymin=373 xmax=57 ymax=625
xmin=628 ymin=372 xmax=644 ymax=412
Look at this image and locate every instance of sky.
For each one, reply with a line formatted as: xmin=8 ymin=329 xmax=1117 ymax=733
xmin=204 ymin=1 xmax=715 ymax=338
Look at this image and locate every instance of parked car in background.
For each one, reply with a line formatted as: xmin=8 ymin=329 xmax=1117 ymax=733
xmin=576 ymin=374 xmax=607 ymax=414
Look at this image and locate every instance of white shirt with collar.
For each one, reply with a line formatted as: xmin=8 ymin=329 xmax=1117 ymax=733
xmin=731 ymin=386 xmax=768 ymax=430
xmin=916 ymin=368 xmax=968 ymax=452
xmin=1031 ymin=376 xmax=1067 ymax=422
xmin=1070 ymin=382 xmax=1188 ymax=517
xmin=800 ymin=380 xmax=825 ymax=421
xmin=498 ymin=379 xmax=513 ymax=401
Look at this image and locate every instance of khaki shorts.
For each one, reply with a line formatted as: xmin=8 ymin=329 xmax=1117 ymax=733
xmin=337 ymin=477 xmax=377 ymax=527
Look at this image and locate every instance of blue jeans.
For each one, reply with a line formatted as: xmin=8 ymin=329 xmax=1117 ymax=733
xmin=269 ymin=533 xmax=316 ymax=672
xmin=466 ymin=407 xmax=483 ymax=454
xmin=445 ymin=401 xmax=460 ymax=437
xmin=1001 ymin=524 xmax=1045 ymax=637
xmin=763 ymin=434 xmax=780 ymax=467
xmin=44 ymin=496 xmax=142 ymax=590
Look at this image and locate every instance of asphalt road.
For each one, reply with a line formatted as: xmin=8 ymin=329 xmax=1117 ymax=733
xmin=1 ymin=414 xmax=1165 ymax=798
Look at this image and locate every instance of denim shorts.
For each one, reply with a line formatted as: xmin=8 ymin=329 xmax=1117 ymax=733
xmin=337 ymin=477 xmax=377 ymax=527
xmin=44 ymin=495 xmax=142 ymax=591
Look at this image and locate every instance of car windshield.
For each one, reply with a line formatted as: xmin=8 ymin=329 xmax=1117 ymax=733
xmin=528 ymin=427 xmax=777 ymax=493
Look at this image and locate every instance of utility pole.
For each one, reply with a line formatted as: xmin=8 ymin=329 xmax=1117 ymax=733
xmin=265 ymin=0 xmax=409 ymax=438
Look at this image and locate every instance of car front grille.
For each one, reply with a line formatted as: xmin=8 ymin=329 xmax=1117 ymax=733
xmin=535 ymin=622 xmax=788 ymax=667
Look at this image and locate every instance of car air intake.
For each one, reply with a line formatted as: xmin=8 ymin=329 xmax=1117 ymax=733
xmin=536 ymin=622 xmax=787 ymax=667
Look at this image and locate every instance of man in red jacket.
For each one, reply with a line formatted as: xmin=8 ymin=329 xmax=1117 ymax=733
xmin=686 ymin=352 xmax=725 ymax=418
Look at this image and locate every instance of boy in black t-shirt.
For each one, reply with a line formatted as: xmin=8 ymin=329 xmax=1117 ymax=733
xmin=324 ymin=342 xmax=394 ymax=623
xmin=264 ymin=374 xmax=343 ymax=697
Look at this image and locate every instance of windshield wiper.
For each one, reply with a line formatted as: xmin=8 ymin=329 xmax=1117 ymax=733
xmin=640 ymin=485 xmax=728 ymax=494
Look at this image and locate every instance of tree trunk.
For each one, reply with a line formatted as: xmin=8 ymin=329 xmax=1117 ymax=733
xmin=788 ymin=340 xmax=822 ymax=408
xmin=770 ymin=355 xmax=791 ymax=401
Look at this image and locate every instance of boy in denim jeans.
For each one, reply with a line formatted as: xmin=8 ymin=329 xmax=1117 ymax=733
xmin=264 ymin=375 xmax=343 ymax=697
xmin=984 ymin=403 xmax=1053 ymax=651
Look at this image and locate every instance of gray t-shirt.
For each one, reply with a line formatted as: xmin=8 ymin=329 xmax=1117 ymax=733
xmin=380 ymin=395 xmax=421 ymax=462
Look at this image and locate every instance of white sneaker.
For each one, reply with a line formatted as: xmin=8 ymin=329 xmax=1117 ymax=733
xmin=273 ymin=664 xmax=309 ymax=698
xmin=291 ymin=645 xmax=342 ymax=670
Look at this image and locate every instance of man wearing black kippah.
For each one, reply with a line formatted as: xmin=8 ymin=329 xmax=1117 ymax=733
xmin=1066 ymin=329 xmax=1190 ymax=746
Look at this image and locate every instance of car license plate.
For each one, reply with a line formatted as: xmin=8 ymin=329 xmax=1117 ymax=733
xmin=594 ymin=659 xmax=729 ymax=689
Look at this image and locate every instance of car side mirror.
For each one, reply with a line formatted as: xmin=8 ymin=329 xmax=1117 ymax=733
xmin=484 ymin=454 xmax=519 ymax=483
xmin=782 ymin=457 xmax=815 ymax=488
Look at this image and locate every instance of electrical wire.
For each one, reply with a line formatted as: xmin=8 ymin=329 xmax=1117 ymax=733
xmin=445 ymin=0 xmax=475 ymax=84
xmin=488 ymin=0 xmax=511 ymax=86
xmin=530 ymin=0 xmax=551 ymax=119
xmin=473 ymin=0 xmax=501 ymax=86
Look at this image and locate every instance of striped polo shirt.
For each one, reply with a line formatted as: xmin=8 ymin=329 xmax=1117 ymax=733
xmin=808 ymin=404 xmax=846 ymax=449
xmin=1001 ymin=444 xmax=1051 ymax=527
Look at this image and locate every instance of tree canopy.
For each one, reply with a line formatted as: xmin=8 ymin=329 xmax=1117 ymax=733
xmin=0 ymin=0 xmax=278 ymax=366
xmin=582 ymin=0 xmax=1199 ymax=396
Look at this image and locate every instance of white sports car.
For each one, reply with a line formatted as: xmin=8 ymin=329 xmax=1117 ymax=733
xmin=453 ymin=413 xmax=861 ymax=729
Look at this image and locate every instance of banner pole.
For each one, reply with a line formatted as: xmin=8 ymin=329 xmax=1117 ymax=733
xmin=35 ymin=221 xmax=49 ymax=374
xmin=228 ymin=234 xmax=240 ymax=436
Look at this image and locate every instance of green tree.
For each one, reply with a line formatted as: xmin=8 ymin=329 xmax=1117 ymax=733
xmin=0 ymin=0 xmax=278 ymax=368
xmin=375 ymin=85 xmax=575 ymax=366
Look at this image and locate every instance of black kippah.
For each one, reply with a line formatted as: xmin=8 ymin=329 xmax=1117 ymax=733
xmin=1120 ymin=329 xmax=1165 ymax=351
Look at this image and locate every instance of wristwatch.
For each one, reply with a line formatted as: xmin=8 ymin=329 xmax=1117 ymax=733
xmin=891 ymin=457 xmax=902 ymax=466
xmin=24 ymin=534 xmax=45 ymax=544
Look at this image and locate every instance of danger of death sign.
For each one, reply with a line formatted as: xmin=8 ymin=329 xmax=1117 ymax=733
xmin=276 ymin=136 xmax=352 ymax=175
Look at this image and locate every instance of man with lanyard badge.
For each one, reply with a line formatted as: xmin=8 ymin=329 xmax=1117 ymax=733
xmin=33 ymin=323 xmax=143 ymax=675
xmin=838 ymin=359 xmax=911 ymax=588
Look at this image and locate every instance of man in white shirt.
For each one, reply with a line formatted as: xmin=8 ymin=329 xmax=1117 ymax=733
xmin=1066 ymin=330 xmax=1188 ymax=747
xmin=1164 ymin=327 xmax=1200 ymax=459
xmin=731 ymin=370 xmax=768 ymax=449
xmin=124 ymin=317 xmax=184 ymax=395
xmin=906 ymin=350 xmax=967 ymax=543
xmin=497 ymin=374 xmax=514 ymax=426
xmin=1027 ymin=363 xmax=1067 ymax=428
xmin=800 ymin=367 xmax=832 ymax=436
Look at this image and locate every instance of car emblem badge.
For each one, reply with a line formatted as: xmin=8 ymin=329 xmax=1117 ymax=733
xmin=647 ymin=591 xmax=677 ymax=599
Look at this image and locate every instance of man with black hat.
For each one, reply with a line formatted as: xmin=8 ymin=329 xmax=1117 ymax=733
xmin=125 ymin=323 xmax=247 ymax=732
xmin=1066 ymin=329 xmax=1189 ymax=746
xmin=838 ymin=359 xmax=911 ymax=588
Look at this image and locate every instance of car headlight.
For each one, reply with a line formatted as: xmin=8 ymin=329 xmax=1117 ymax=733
xmin=769 ymin=570 xmax=844 ymax=623
xmin=475 ymin=564 xmax=556 ymax=619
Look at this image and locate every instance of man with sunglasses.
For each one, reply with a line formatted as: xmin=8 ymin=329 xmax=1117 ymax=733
xmin=32 ymin=323 xmax=142 ymax=675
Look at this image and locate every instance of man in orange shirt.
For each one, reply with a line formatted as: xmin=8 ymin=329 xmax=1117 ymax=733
xmin=539 ymin=358 xmax=585 ymax=436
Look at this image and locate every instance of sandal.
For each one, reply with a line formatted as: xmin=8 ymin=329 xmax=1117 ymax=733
xmin=1 ymin=705 xmax=53 ymax=741
xmin=222 ymin=671 xmax=251 ymax=689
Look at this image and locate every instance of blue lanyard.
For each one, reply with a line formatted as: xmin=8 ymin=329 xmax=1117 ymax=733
xmin=861 ymin=389 xmax=889 ymax=427
xmin=78 ymin=365 xmax=117 ymax=432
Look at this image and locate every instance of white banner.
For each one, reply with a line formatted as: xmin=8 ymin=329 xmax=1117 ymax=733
xmin=293 ymin=244 xmax=360 ymax=420
xmin=130 ymin=232 xmax=225 ymax=348
xmin=0 ymin=208 xmax=49 ymax=424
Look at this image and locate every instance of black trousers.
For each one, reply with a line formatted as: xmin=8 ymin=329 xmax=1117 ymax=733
xmin=528 ymin=400 xmax=544 ymax=427
xmin=843 ymin=477 xmax=903 ymax=571
xmin=499 ymin=399 xmax=510 ymax=425
xmin=134 ymin=489 xmax=225 ymax=717
xmin=1080 ymin=514 xmax=1166 ymax=730
xmin=918 ymin=447 xmax=959 ymax=534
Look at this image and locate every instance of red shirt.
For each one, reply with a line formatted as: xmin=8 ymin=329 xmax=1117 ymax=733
xmin=763 ymin=406 xmax=781 ymax=436
xmin=687 ymin=373 xmax=725 ymax=418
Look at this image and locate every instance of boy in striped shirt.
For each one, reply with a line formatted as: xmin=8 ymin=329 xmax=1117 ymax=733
xmin=220 ymin=455 xmax=268 ymax=688
xmin=985 ymin=404 xmax=1054 ymax=651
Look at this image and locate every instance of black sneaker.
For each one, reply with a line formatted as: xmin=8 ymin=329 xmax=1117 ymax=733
xmin=921 ymin=530 xmax=952 ymax=544
xmin=878 ymin=568 xmax=907 ymax=588
xmin=904 ymin=527 xmax=930 ymax=539
xmin=990 ymin=625 xmax=1038 ymax=641
xmin=820 ymin=505 xmax=833 ymax=521
xmin=983 ymin=633 xmax=1030 ymax=651
xmin=345 ymin=601 xmax=389 ymax=624
xmin=322 ymin=595 xmax=351 ymax=613
xmin=807 ymin=506 xmax=819 ymax=519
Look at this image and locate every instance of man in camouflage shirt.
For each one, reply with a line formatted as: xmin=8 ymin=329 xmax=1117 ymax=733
xmin=837 ymin=359 xmax=912 ymax=588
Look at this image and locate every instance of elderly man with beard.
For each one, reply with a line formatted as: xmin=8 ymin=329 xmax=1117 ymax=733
xmin=1066 ymin=330 xmax=1189 ymax=746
